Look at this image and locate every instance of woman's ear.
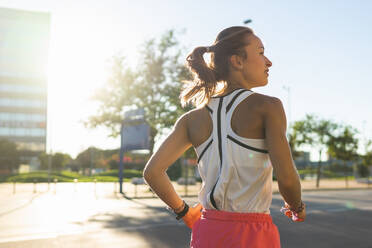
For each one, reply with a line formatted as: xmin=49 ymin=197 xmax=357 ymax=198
xmin=229 ymin=54 xmax=244 ymax=71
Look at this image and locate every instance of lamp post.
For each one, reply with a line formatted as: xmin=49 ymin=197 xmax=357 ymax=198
xmin=282 ymin=85 xmax=291 ymax=125
xmin=119 ymin=121 xmax=125 ymax=194
xmin=90 ymin=147 xmax=93 ymax=176
xmin=362 ymin=120 xmax=367 ymax=154
xmin=48 ymin=150 xmax=51 ymax=190
xmin=243 ymin=19 xmax=252 ymax=24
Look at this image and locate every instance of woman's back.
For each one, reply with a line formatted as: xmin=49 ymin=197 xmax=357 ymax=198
xmin=187 ymin=88 xmax=274 ymax=212
xmin=187 ymin=89 xmax=269 ymax=148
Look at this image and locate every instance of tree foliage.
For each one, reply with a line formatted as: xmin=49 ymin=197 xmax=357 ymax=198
xmin=327 ymin=125 xmax=359 ymax=162
xmin=39 ymin=152 xmax=72 ymax=171
xmin=85 ymin=30 xmax=193 ymax=155
xmin=0 ymin=139 xmax=20 ymax=173
xmin=359 ymin=140 xmax=372 ymax=177
xmin=75 ymin=147 xmax=106 ymax=173
xmin=290 ymin=114 xmax=339 ymax=187
xmin=327 ymin=124 xmax=359 ymax=185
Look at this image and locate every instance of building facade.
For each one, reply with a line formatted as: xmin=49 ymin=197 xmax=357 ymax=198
xmin=0 ymin=7 xmax=50 ymax=168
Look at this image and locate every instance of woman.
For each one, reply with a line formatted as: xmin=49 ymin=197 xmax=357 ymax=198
xmin=143 ymin=26 xmax=306 ymax=248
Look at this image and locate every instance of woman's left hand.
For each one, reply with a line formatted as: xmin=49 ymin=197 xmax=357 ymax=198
xmin=182 ymin=203 xmax=203 ymax=228
xmin=280 ymin=202 xmax=306 ymax=222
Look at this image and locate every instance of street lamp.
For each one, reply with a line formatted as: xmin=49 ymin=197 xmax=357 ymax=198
xmin=282 ymin=85 xmax=291 ymax=129
xmin=243 ymin=19 xmax=252 ymax=24
xmin=362 ymin=120 xmax=367 ymax=154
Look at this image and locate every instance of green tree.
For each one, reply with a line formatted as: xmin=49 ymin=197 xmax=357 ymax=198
xmin=74 ymin=147 xmax=109 ymax=175
xmin=327 ymin=125 xmax=359 ymax=187
xmin=362 ymin=139 xmax=372 ymax=168
xmin=85 ymin=30 xmax=193 ymax=155
xmin=39 ymin=152 xmax=72 ymax=171
xmin=166 ymin=157 xmax=183 ymax=181
xmin=38 ymin=152 xmax=49 ymax=170
xmin=52 ymin=153 xmax=72 ymax=171
xmin=288 ymin=121 xmax=308 ymax=160
xmin=75 ymin=147 xmax=100 ymax=174
xmin=0 ymin=139 xmax=20 ymax=173
xmin=106 ymin=153 xmax=119 ymax=170
xmin=291 ymin=114 xmax=338 ymax=187
xmin=361 ymin=140 xmax=372 ymax=184
xmin=354 ymin=139 xmax=372 ymax=178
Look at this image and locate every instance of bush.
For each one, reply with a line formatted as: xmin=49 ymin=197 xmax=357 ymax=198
xmin=166 ymin=159 xmax=182 ymax=181
xmin=96 ymin=169 xmax=143 ymax=178
xmin=3 ymin=170 xmax=140 ymax=183
xmin=357 ymin=164 xmax=370 ymax=177
xmin=6 ymin=172 xmax=73 ymax=183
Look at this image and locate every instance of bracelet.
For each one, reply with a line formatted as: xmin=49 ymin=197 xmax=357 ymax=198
xmin=174 ymin=201 xmax=185 ymax=213
xmin=165 ymin=200 xmax=190 ymax=220
xmin=289 ymin=200 xmax=305 ymax=213
xmin=175 ymin=202 xmax=189 ymax=220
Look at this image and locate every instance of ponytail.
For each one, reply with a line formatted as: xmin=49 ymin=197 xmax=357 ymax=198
xmin=180 ymin=26 xmax=253 ymax=108
xmin=180 ymin=46 xmax=218 ymax=108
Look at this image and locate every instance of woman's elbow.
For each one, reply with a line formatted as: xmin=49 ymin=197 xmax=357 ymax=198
xmin=277 ymin=175 xmax=300 ymax=189
xmin=143 ymin=165 xmax=152 ymax=181
xmin=143 ymin=164 xmax=161 ymax=182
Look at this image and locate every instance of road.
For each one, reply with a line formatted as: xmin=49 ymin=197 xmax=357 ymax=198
xmin=0 ymin=183 xmax=371 ymax=248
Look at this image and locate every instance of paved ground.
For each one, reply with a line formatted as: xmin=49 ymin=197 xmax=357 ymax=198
xmin=0 ymin=182 xmax=371 ymax=248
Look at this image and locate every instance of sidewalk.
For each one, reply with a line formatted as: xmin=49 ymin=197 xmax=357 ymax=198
xmin=121 ymin=178 xmax=372 ymax=198
xmin=274 ymin=178 xmax=371 ymax=193
xmin=0 ymin=178 xmax=370 ymax=201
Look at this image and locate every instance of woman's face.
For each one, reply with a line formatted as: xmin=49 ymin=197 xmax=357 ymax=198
xmin=239 ymin=34 xmax=272 ymax=87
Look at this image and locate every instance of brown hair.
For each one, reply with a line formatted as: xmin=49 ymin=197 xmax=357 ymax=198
xmin=180 ymin=26 xmax=254 ymax=108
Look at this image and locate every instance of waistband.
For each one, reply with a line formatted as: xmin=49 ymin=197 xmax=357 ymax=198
xmin=201 ymin=209 xmax=273 ymax=223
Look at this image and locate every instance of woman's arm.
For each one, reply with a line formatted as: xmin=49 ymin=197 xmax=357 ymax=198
xmin=143 ymin=113 xmax=192 ymax=211
xmin=264 ymin=96 xmax=303 ymax=211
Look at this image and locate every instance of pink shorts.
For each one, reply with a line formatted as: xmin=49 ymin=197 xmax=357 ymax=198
xmin=190 ymin=209 xmax=281 ymax=248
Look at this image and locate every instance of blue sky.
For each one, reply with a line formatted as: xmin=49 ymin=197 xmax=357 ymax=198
xmin=0 ymin=0 xmax=371 ymax=160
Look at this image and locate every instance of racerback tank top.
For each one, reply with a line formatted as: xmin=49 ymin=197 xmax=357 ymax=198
xmin=195 ymin=88 xmax=273 ymax=213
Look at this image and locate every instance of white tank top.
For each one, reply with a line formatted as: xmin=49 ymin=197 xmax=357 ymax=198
xmin=195 ymin=88 xmax=273 ymax=213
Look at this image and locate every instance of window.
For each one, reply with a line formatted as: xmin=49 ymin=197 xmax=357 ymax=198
xmin=0 ymin=98 xmax=46 ymax=108
xmin=0 ymin=84 xmax=45 ymax=94
xmin=0 ymin=113 xmax=46 ymax=122
xmin=0 ymin=127 xmax=45 ymax=137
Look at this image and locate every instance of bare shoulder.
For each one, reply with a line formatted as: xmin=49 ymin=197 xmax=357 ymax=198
xmin=174 ymin=111 xmax=190 ymax=128
xmin=181 ymin=106 xmax=211 ymax=142
xmin=174 ymin=107 xmax=201 ymax=132
xmin=250 ymin=93 xmax=284 ymax=114
xmin=183 ymin=105 xmax=208 ymax=123
xmin=252 ymin=93 xmax=287 ymax=133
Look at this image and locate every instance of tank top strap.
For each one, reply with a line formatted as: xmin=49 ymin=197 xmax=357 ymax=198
xmin=225 ymin=89 xmax=256 ymax=131
xmin=204 ymin=88 xmax=255 ymax=167
xmin=205 ymin=97 xmax=225 ymax=167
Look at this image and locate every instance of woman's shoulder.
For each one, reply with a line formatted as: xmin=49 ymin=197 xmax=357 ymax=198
xmin=184 ymin=105 xmax=209 ymax=123
xmin=250 ymin=92 xmax=281 ymax=103
xmin=249 ymin=93 xmax=285 ymax=121
xmin=242 ymin=92 xmax=283 ymax=111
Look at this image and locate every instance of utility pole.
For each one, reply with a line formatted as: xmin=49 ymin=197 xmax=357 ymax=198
xmin=282 ymin=85 xmax=291 ymax=128
xmin=47 ymin=149 xmax=51 ymax=190
xmin=362 ymin=120 xmax=367 ymax=154
xmin=90 ymin=147 xmax=93 ymax=176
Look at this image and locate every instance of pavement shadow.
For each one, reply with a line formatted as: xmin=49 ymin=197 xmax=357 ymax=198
xmin=270 ymin=195 xmax=372 ymax=248
xmin=83 ymin=197 xmax=192 ymax=248
xmin=82 ymin=191 xmax=372 ymax=248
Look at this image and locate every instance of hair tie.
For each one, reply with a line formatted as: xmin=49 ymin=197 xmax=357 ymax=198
xmin=206 ymin=46 xmax=213 ymax=53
